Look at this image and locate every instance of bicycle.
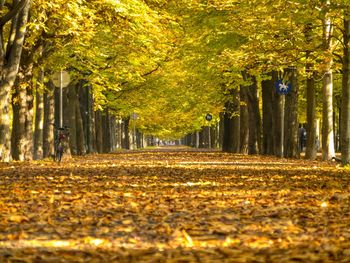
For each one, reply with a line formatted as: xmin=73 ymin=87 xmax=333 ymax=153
xmin=52 ymin=124 xmax=69 ymax=162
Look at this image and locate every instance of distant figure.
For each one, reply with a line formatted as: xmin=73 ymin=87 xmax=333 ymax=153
xmin=316 ymin=136 xmax=320 ymax=151
xmin=299 ymin=124 xmax=307 ymax=152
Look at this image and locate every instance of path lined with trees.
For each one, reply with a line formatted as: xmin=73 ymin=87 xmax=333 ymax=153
xmin=2 ymin=1 xmax=350 ymax=164
xmin=2 ymin=2 xmax=350 ymax=261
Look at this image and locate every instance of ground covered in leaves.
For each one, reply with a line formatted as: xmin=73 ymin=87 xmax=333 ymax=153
xmin=1 ymin=147 xmax=350 ymax=262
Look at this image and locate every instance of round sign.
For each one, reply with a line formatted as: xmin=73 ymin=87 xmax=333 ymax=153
xmin=132 ymin=112 xmax=138 ymax=120
xmin=205 ymin=113 xmax=213 ymax=121
xmin=275 ymin=80 xmax=292 ymax=95
xmin=52 ymin=71 xmax=70 ymax=88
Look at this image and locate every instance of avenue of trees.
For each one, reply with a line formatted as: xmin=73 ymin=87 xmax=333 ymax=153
xmin=2 ymin=0 xmax=350 ymax=164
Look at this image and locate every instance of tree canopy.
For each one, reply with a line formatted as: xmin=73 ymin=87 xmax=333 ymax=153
xmin=3 ymin=0 xmax=350 ymax=146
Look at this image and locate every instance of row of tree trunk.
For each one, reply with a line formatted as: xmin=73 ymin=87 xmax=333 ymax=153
xmin=0 ymin=1 xmax=151 ymax=162
xmin=186 ymin=10 xmax=350 ymax=164
xmin=198 ymin=70 xmax=301 ymax=158
xmin=183 ymin=125 xmax=221 ymax=149
xmin=184 ymin=69 xmax=310 ymax=159
xmin=9 ymin=79 xmax=147 ymax=161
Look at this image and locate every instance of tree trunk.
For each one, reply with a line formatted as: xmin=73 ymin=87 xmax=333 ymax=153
xmin=43 ymin=82 xmax=54 ymax=158
xmin=199 ymin=129 xmax=205 ymax=148
xmin=195 ymin=131 xmax=199 ymax=148
xmin=95 ymin=110 xmax=103 ymax=153
xmin=121 ymin=119 xmax=126 ymax=148
xmin=11 ymin=80 xmax=25 ymax=160
xmin=247 ymin=77 xmax=261 ymax=154
xmin=200 ymin=127 xmax=210 ymax=148
xmin=143 ymin=134 xmax=148 ymax=148
xmin=129 ymin=119 xmax=135 ymax=149
xmin=11 ymin=80 xmax=34 ymax=161
xmin=110 ymin=115 xmax=117 ymax=151
xmin=24 ymin=86 xmax=34 ymax=160
xmin=122 ymin=117 xmax=130 ymax=150
xmin=67 ymin=84 xmax=78 ymax=155
xmin=90 ymin=95 xmax=96 ymax=153
xmin=0 ymin=0 xmax=30 ymax=161
xmin=240 ymin=85 xmax=249 ymax=154
xmin=305 ymin=69 xmax=318 ymax=160
xmin=335 ymin=109 xmax=340 ymax=151
xmin=0 ymin=82 xmax=12 ymax=161
xmin=136 ymin=130 xmax=142 ymax=149
xmin=213 ymin=124 xmax=219 ymax=149
xmin=322 ymin=12 xmax=335 ymax=160
xmin=218 ymin=112 xmax=224 ymax=149
xmin=79 ymin=82 xmax=93 ymax=153
xmin=261 ymin=72 xmax=278 ymax=155
xmin=116 ymin=118 xmax=122 ymax=149
xmin=75 ymin=89 xmax=86 ymax=155
xmin=341 ymin=17 xmax=350 ymax=164
xmin=211 ymin=125 xmax=216 ymax=148
xmin=322 ymin=72 xmax=335 ymax=160
xmin=34 ymin=71 xmax=44 ymax=160
xmin=189 ymin=133 xmax=194 ymax=147
xmin=283 ymin=68 xmax=299 ymax=158
xmin=273 ymin=85 xmax=284 ymax=157
xmin=304 ymin=23 xmax=318 ymax=160
xmin=191 ymin=133 xmax=196 ymax=147
xmin=102 ymin=109 xmax=111 ymax=153
xmin=222 ymin=88 xmax=240 ymax=153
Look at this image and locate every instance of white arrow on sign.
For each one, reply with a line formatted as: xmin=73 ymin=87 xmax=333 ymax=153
xmin=278 ymin=82 xmax=289 ymax=92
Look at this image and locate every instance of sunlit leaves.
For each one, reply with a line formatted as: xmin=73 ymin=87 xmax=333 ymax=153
xmin=209 ymin=0 xmax=348 ymax=75
xmin=23 ymin=0 xmax=350 ymax=139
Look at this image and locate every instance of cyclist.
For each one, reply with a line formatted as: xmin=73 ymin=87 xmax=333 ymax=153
xmin=53 ymin=124 xmax=69 ymax=162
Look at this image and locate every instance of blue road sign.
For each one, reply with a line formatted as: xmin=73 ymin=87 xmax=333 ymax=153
xmin=206 ymin=113 xmax=213 ymax=121
xmin=275 ymin=79 xmax=292 ymax=95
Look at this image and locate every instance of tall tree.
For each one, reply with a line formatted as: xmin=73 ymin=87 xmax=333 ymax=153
xmin=261 ymin=73 xmax=285 ymax=158
xmin=284 ymin=68 xmax=299 ymax=158
xmin=240 ymin=84 xmax=249 ymax=154
xmin=247 ymin=77 xmax=261 ymax=154
xmin=34 ymin=70 xmax=44 ymax=159
xmin=222 ymin=88 xmax=240 ymax=153
xmin=304 ymin=22 xmax=318 ymax=160
xmin=0 ymin=0 xmax=30 ymax=161
xmin=341 ymin=13 xmax=350 ymax=164
xmin=42 ymin=81 xmax=54 ymax=158
xmin=321 ymin=1 xmax=336 ymax=160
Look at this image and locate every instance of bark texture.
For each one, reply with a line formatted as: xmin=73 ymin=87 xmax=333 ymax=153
xmin=321 ymin=8 xmax=335 ymax=160
xmin=0 ymin=0 xmax=30 ymax=161
xmin=222 ymin=88 xmax=240 ymax=153
xmin=42 ymin=82 xmax=54 ymax=158
xmin=341 ymin=18 xmax=350 ymax=164
xmin=34 ymin=71 xmax=44 ymax=160
xmin=283 ymin=68 xmax=299 ymax=158
xmin=247 ymin=77 xmax=261 ymax=155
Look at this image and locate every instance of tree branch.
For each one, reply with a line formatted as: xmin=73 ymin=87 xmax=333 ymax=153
xmin=0 ymin=0 xmax=28 ymax=27
xmin=0 ymin=0 xmax=6 ymax=9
